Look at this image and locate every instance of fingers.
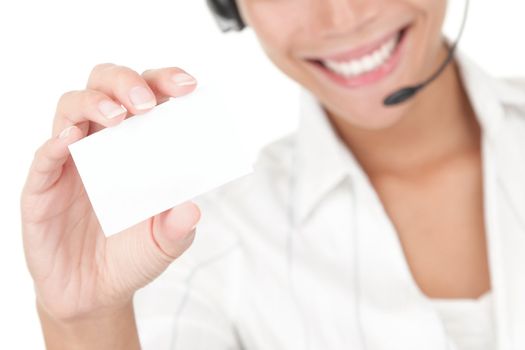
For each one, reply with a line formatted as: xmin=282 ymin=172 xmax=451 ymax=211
xmin=53 ymin=90 xmax=127 ymax=136
xmin=141 ymin=67 xmax=197 ymax=105
xmin=24 ymin=126 xmax=84 ymax=195
xmin=53 ymin=64 xmax=198 ymax=136
xmin=105 ymin=201 xmax=201 ymax=294
xmin=87 ymin=63 xmax=198 ymax=112
xmin=87 ymin=63 xmax=157 ymax=115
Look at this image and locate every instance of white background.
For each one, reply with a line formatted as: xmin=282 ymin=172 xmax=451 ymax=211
xmin=0 ymin=0 xmax=523 ymax=348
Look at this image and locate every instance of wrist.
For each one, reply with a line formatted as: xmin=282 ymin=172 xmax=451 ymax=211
xmin=36 ymin=294 xmax=133 ymax=324
xmin=37 ymin=299 xmax=140 ymax=350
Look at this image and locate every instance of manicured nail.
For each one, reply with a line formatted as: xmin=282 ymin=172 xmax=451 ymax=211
xmin=129 ymin=86 xmax=156 ymax=110
xmin=171 ymin=73 xmax=196 ymax=87
xmin=59 ymin=126 xmax=74 ymax=139
xmin=98 ymin=100 xmax=127 ymax=119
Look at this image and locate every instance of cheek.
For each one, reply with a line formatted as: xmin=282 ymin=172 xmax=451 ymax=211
xmin=241 ymin=2 xmax=306 ymax=72
xmin=414 ymin=0 xmax=448 ymax=63
xmin=427 ymin=1 xmax=447 ymax=46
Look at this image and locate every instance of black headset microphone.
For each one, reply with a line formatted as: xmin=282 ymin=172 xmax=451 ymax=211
xmin=206 ymin=0 xmax=470 ymax=107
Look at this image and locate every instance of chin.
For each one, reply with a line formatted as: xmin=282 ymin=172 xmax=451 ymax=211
xmin=322 ymin=94 xmax=412 ymax=131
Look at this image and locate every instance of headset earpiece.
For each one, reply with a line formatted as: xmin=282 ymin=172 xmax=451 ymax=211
xmin=206 ymin=0 xmax=246 ymax=32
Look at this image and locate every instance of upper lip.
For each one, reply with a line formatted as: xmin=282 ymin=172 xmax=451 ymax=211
xmin=303 ymin=24 xmax=409 ymax=63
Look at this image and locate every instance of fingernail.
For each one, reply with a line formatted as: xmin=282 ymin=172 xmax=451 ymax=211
xmin=171 ymin=73 xmax=196 ymax=87
xmin=129 ymin=86 xmax=156 ymax=110
xmin=59 ymin=126 xmax=74 ymax=139
xmin=98 ymin=100 xmax=127 ymax=119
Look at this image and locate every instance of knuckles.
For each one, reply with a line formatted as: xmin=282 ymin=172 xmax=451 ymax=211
xmin=89 ymin=62 xmax=117 ymax=80
xmin=88 ymin=62 xmax=149 ymax=93
xmin=56 ymin=90 xmax=80 ymax=109
xmin=55 ymin=90 xmax=104 ymax=116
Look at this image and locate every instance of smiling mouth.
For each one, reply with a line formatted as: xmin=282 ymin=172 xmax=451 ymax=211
xmin=306 ymin=25 xmax=409 ymax=85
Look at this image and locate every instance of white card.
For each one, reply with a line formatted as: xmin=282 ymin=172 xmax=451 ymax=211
xmin=68 ymin=85 xmax=279 ymax=236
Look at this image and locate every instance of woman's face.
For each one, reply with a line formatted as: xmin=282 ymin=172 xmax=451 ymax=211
xmin=237 ymin=0 xmax=448 ymax=130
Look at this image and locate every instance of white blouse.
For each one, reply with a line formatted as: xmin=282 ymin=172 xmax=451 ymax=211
xmin=429 ymin=291 xmax=495 ymax=350
xmin=134 ymin=50 xmax=525 ymax=349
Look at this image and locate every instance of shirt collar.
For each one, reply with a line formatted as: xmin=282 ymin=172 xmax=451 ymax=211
xmin=291 ymin=48 xmax=517 ymax=225
xmin=292 ymin=87 xmax=364 ymax=224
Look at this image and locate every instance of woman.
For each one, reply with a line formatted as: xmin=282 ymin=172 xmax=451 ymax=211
xmin=20 ymin=0 xmax=525 ymax=349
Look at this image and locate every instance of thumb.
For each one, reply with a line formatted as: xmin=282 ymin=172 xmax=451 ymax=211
xmin=151 ymin=200 xmax=201 ymax=259
xmin=104 ymin=200 xmax=201 ymax=297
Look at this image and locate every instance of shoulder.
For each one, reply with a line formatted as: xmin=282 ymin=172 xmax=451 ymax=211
xmin=489 ymin=76 xmax=525 ymax=142
xmin=498 ymin=76 xmax=525 ymax=93
xmin=492 ymin=76 xmax=525 ymax=113
xmin=459 ymin=53 xmax=525 ymax=123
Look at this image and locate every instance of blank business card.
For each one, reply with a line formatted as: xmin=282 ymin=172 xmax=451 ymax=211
xmin=68 ymin=85 xmax=278 ymax=236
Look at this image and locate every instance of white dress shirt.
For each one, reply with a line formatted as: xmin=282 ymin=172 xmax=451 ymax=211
xmin=134 ymin=50 xmax=525 ymax=350
xmin=430 ymin=290 xmax=494 ymax=350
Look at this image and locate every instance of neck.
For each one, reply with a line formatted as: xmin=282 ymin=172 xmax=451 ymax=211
xmin=327 ymin=43 xmax=480 ymax=177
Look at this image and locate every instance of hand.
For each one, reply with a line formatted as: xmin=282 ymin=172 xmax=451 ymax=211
xmin=21 ymin=63 xmax=201 ymax=322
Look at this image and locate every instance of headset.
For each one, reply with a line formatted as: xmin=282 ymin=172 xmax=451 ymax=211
xmin=206 ymin=0 xmax=246 ymax=32
xmin=206 ymin=0 xmax=470 ymax=107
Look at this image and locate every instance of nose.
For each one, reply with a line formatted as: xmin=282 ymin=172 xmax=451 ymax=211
xmin=311 ymin=0 xmax=380 ymax=37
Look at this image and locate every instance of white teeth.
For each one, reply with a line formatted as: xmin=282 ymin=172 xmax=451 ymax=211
xmin=362 ymin=56 xmax=375 ymax=71
xmin=321 ymin=33 xmax=400 ymax=78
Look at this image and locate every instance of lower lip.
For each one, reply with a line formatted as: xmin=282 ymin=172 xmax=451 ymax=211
xmin=308 ymin=26 xmax=410 ymax=89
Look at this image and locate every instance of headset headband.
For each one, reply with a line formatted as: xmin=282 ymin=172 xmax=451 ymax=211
xmin=206 ymin=0 xmax=245 ymax=32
